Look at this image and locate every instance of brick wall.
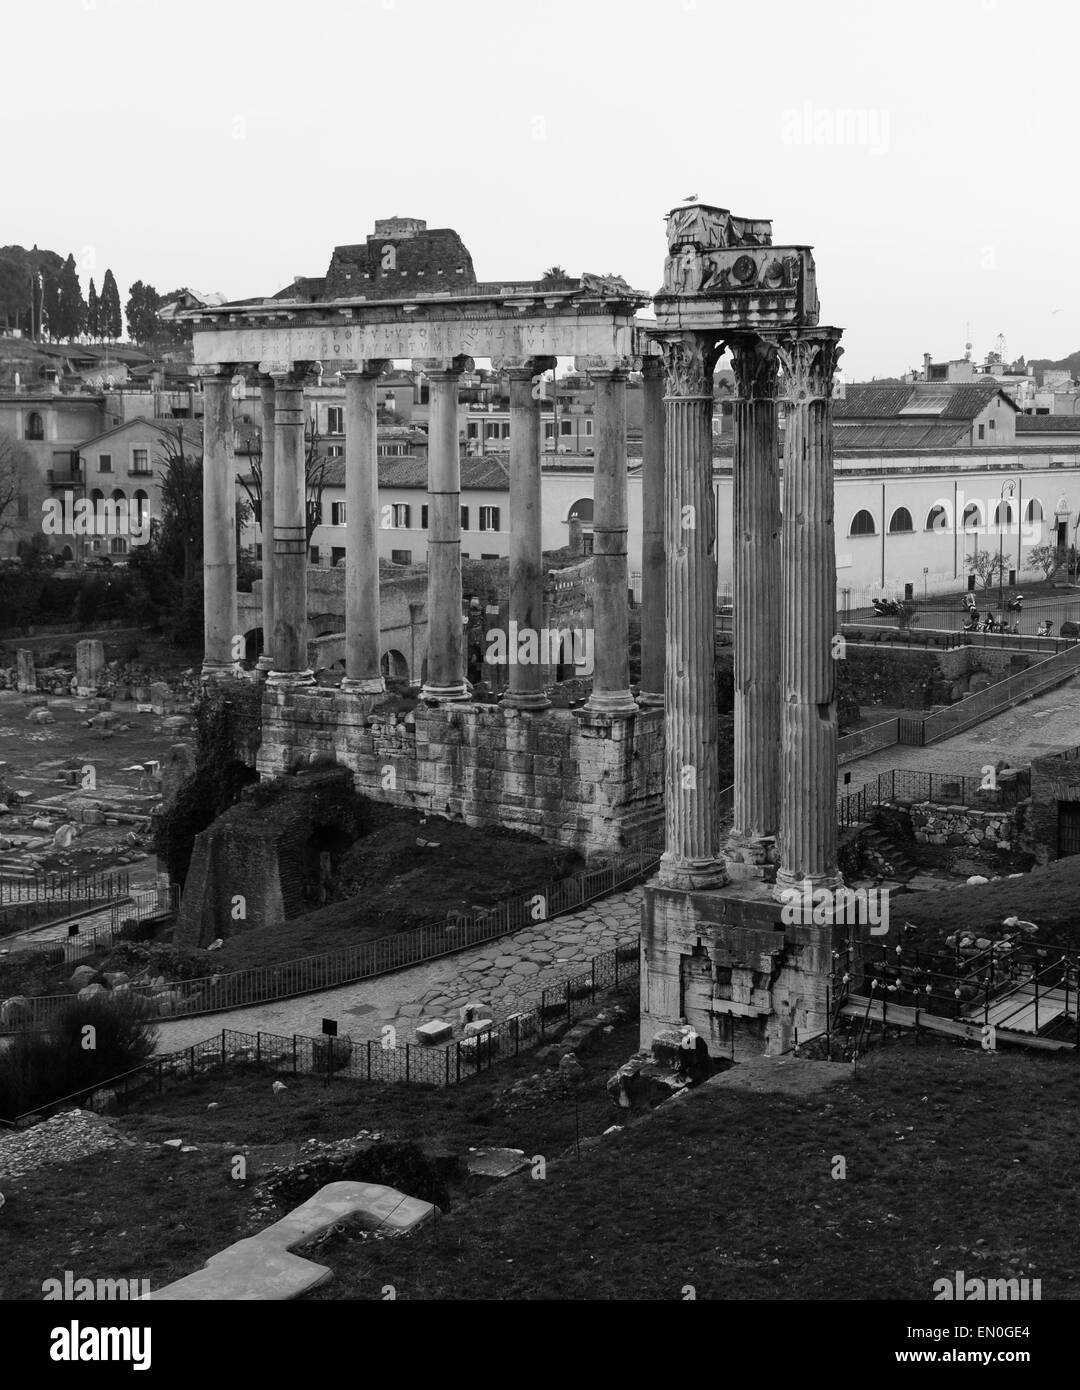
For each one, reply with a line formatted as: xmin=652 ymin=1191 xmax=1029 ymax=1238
xmin=1025 ymin=750 xmax=1080 ymax=864
xmin=257 ymin=690 xmax=664 ymax=853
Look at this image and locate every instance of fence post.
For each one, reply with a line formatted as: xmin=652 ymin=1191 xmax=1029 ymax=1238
xmin=456 ymin=1040 xmax=461 ymax=1083
xmin=405 ymin=1043 xmax=411 ymax=1086
xmin=591 ymin=958 xmax=596 ymax=1005
xmin=220 ymin=1031 xmax=226 ymax=1068
xmin=445 ymin=1045 xmax=450 ymax=1087
xmin=256 ymin=1032 xmax=261 ymax=1068
xmin=614 ymin=951 xmax=619 ymax=989
xmin=293 ymin=1035 xmax=298 ymax=1074
xmin=367 ymin=1039 xmax=372 ymax=1081
xmin=566 ymin=980 xmax=571 ymax=1025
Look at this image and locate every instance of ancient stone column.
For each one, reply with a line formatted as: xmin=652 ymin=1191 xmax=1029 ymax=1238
xmin=584 ymin=363 xmax=636 ymax=716
xmin=200 ymin=367 xmax=240 ymax=680
xmin=657 ymin=334 xmax=727 ymax=890
xmin=341 ymin=361 xmax=389 ymax=693
xmin=420 ymin=359 xmax=470 ymax=701
xmin=726 ymin=336 xmax=781 ymax=866
xmin=638 ymin=354 xmax=666 ymax=707
xmin=267 ymin=366 xmax=313 ymax=687
xmin=502 ymin=356 xmax=556 ymax=710
xmin=773 ymin=327 xmax=844 ymax=895
xmin=255 ymin=377 xmax=276 ymax=677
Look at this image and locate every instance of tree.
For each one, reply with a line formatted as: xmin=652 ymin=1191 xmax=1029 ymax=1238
xmin=58 ymin=253 xmax=86 ymax=340
xmin=239 ymin=422 xmax=334 ymax=548
xmin=1026 ymin=543 xmax=1063 ymax=583
xmin=86 ymin=277 xmax=99 ymax=341
xmin=540 ymin=265 xmax=573 ymax=287
xmin=0 ymin=432 xmax=33 ymax=540
xmin=125 ymin=280 xmax=161 ymax=344
xmin=966 ymin=546 xmax=1005 ymax=591
xmin=100 ymin=268 xmax=122 ymax=340
xmin=0 ymin=256 xmax=30 ymax=329
xmin=41 ymin=271 xmax=62 ymax=341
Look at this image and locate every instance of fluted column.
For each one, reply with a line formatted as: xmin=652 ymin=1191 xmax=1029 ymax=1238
xmin=727 ymin=336 xmax=781 ymax=863
xmin=657 ymin=334 xmax=727 ymax=890
xmin=638 ymin=355 xmax=665 ymax=707
xmin=420 ymin=359 xmax=469 ymax=701
xmin=342 ymin=361 xmax=389 ymax=693
xmin=584 ymin=364 xmax=636 ymax=715
xmin=267 ymin=366 xmax=313 ymax=687
xmin=255 ymin=377 xmax=276 ymax=676
xmin=773 ymin=327 xmax=844 ymax=894
xmin=200 ymin=367 xmax=239 ymax=679
xmin=503 ymin=356 xmax=556 ymax=710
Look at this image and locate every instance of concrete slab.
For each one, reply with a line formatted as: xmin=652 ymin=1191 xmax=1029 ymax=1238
xmin=142 ymin=1181 xmax=437 ymax=1301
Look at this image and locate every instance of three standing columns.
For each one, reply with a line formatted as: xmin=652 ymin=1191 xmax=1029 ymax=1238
xmin=656 ymin=334 xmax=727 ymax=890
xmin=726 ymin=336 xmax=781 ymax=862
xmin=637 ymin=355 xmax=666 ymax=708
xmin=503 ymin=356 xmax=556 ymax=711
xmin=420 ymin=358 xmax=470 ymax=702
xmin=200 ymin=366 xmax=240 ymax=680
xmin=267 ymin=366 xmax=313 ymax=687
xmin=584 ymin=364 xmax=636 ymax=716
xmin=773 ymin=327 xmax=845 ymax=894
xmin=341 ymin=361 xmax=389 ymax=694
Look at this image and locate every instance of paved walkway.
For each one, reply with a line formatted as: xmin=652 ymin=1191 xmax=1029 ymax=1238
xmin=154 ymin=887 xmax=643 ymax=1055
xmin=840 ymin=672 xmax=1080 ymax=791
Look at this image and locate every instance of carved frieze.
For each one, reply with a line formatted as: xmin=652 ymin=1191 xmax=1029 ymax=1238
xmin=665 ymin=204 xmax=774 ymax=254
xmin=491 ymin=354 xmax=557 ymax=377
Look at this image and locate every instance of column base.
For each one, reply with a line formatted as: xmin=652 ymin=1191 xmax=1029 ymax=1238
xmin=724 ymin=832 xmax=777 ymax=882
xmin=501 ymin=690 xmax=551 ymax=712
xmin=266 ymin=668 xmax=315 ymax=689
xmin=340 ymin=675 xmax=386 ymax=695
xmin=773 ymin=868 xmax=844 ymax=902
xmin=255 ymin=654 xmax=274 ymax=673
xmin=201 ymin=660 xmax=241 ymax=681
xmin=583 ymin=688 xmax=638 ymax=716
xmin=636 ymin=690 xmax=664 ymax=709
xmin=419 ymin=681 xmax=470 ymax=703
xmin=657 ymin=851 xmax=729 ymax=891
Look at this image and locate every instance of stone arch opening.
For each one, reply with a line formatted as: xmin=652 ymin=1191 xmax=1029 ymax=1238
xmin=381 ymin=649 xmax=409 ymax=680
xmin=302 ymin=823 xmax=352 ymax=910
xmin=25 ymin=411 xmax=44 ymax=440
xmin=244 ymin=628 xmax=264 ymax=663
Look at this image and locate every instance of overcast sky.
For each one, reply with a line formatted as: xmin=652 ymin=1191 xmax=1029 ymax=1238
xmin=5 ymin=0 xmax=1077 ymax=379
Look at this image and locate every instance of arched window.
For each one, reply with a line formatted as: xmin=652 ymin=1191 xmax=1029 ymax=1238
xmin=567 ymin=497 xmax=594 ymax=523
xmin=90 ymin=488 xmax=105 ymax=523
xmin=1025 ymin=499 xmax=1044 ymax=523
xmin=109 ymin=536 xmax=128 ymax=555
xmin=993 ymin=499 xmax=1016 ymax=527
xmin=133 ymin=490 xmax=149 ymax=527
xmin=925 ymin=504 xmax=949 ymax=531
xmin=888 ymin=507 xmax=914 ymax=534
xmin=849 ymin=509 xmax=876 ymax=537
xmin=25 ymin=411 xmax=44 ymax=440
xmin=962 ymin=502 xmax=982 ymax=530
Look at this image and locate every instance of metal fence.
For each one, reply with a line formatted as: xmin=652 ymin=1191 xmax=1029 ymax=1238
xmin=0 ymin=869 xmax=130 ymax=908
xmin=837 ymin=718 xmax=900 ymax=764
xmin=9 ymin=938 xmax=643 ymax=1123
xmin=2 ymin=886 xmax=178 ymax=967
xmin=7 ymin=846 xmax=659 ymax=1032
xmin=838 ymin=767 xmax=1031 ymax=829
xmin=919 ymin=642 xmax=1080 ymax=745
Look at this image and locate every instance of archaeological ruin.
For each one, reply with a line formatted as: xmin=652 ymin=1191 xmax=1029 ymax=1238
xmin=184 ymin=206 xmax=858 ymax=1058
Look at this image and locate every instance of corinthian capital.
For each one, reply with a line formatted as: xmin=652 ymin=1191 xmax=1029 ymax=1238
xmin=773 ymin=327 xmax=844 ymax=403
xmin=728 ymin=335 xmax=779 ymax=400
xmin=657 ymin=333 xmax=721 ymax=398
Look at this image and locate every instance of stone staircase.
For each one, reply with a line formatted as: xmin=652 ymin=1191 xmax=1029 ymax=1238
xmin=857 ymin=825 xmax=918 ymax=883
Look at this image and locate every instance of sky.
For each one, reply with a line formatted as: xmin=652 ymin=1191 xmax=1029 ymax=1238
xmin=4 ymin=0 xmax=1078 ymax=380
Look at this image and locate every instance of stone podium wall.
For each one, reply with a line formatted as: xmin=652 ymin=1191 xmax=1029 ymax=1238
xmin=256 ymin=689 xmax=664 ymax=853
xmin=1026 ymin=749 xmax=1080 ymax=864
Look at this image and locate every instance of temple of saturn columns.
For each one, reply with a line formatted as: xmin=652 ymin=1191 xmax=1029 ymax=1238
xmin=185 ymin=206 xmax=855 ymax=1055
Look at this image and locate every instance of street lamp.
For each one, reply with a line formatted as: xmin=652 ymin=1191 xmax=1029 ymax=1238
xmin=998 ymin=478 xmax=1016 ymax=615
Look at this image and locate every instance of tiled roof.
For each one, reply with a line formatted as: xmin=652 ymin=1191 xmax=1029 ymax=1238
xmin=834 ymin=382 xmax=1012 ymax=422
xmin=834 ymin=421 xmax=972 ymax=450
xmin=319 ymin=455 xmax=510 ymax=490
xmin=833 ymin=385 xmax=914 ymax=418
xmin=1016 ymin=414 xmax=1080 ymax=431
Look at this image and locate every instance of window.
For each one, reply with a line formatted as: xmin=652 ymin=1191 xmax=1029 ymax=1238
xmin=327 ymin=444 xmax=343 ymax=459
xmin=417 ymin=385 xmax=429 ymax=406
xmin=308 ymin=498 xmax=323 ymax=527
xmin=989 ymin=418 xmax=996 ymax=431
xmin=1026 ymin=499 xmax=1044 ymax=522
xmin=131 ymin=448 xmax=150 ymax=474
xmin=460 ymin=505 xmax=469 ymax=531
xmin=485 ymin=422 xmax=500 ymax=440
xmin=583 ymin=419 xmax=593 ymax=436
xmin=560 ymin=419 xmax=573 ymax=436
xmin=109 ymin=536 xmax=128 ymax=555
xmin=391 ymin=548 xmax=412 ymax=565
xmin=255 ymin=543 xmax=262 ymax=561
xmin=479 ymin=506 xmax=500 ymax=532
xmin=481 ymin=552 xmax=499 ymax=560
xmin=926 ymin=505 xmax=949 ymax=531
xmin=849 ymin=509 xmax=876 ymax=536
xmin=98 ymin=453 xmax=112 ymax=473
xmin=467 ymin=422 xmax=479 ymax=439
xmin=133 ymin=490 xmax=149 ymax=527
xmin=994 ymin=499 xmax=1016 ymax=527
xmin=962 ymin=503 xmax=982 ymax=530
xmin=331 ymin=502 xmax=346 ymax=526
xmin=309 ymin=545 xmax=320 ymax=565
xmin=543 ymin=422 xmax=555 ymax=442
xmin=26 ymin=411 xmax=44 ymax=440
xmin=327 ymin=406 xmax=343 ymax=434
xmin=392 ymin=503 xmax=411 ymax=528
xmin=501 ymin=423 xmax=510 ymax=438
xmin=978 ymin=424 xmax=985 ymax=440
xmin=888 ymin=507 xmax=914 ymax=534
xmin=331 ymin=546 xmax=346 ymax=567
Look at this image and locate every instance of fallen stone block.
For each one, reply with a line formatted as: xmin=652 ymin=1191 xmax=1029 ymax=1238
xmin=416 ymin=1018 xmax=454 ymax=1045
